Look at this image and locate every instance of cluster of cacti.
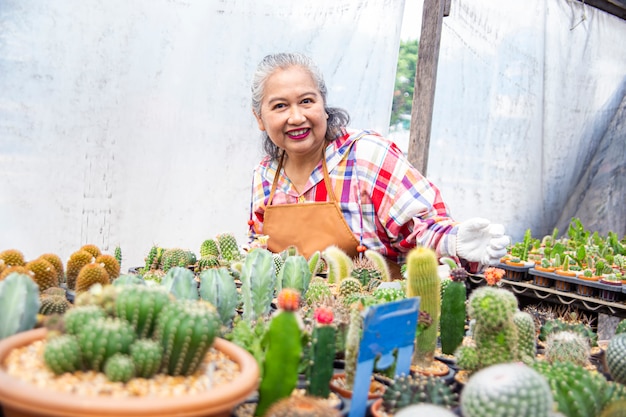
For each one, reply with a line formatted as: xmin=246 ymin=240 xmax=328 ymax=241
xmin=66 ymin=249 xmax=96 ymax=289
xmin=64 ymin=244 xmax=121 ymax=292
xmin=461 ymin=363 xmax=554 ymax=417
xmin=263 ymin=395 xmax=341 ymax=417
xmin=304 ymin=278 xmax=333 ymax=306
xmin=0 ymin=272 xmax=40 ymax=339
xmin=75 ymin=263 xmax=110 ymax=294
xmin=544 ymin=330 xmax=590 ymax=366
xmin=533 ymin=360 xmax=625 ymax=417
xmin=256 ymin=288 xmax=303 ymax=416
xmin=439 ymin=257 xmax=467 ymax=356
xmin=351 ymin=257 xmax=384 ymax=287
xmin=199 ymin=238 xmax=220 ymax=258
xmin=198 ymin=267 xmax=239 ymax=327
xmin=160 ymin=248 xmax=196 ymax=272
xmin=405 ymin=246 xmax=440 ymax=368
xmin=381 ymin=373 xmax=457 ymax=414
xmin=455 ymin=286 xmax=520 ymax=373
xmin=338 ymin=276 xmax=363 ymax=298
xmin=305 ymin=306 xmax=335 ymax=398
xmin=539 ymin=318 xmax=598 ymax=347
xmin=216 ymin=233 xmax=242 ymax=262
xmin=43 ymin=284 xmax=220 ymax=382
xmin=160 ymin=266 xmax=199 ymax=300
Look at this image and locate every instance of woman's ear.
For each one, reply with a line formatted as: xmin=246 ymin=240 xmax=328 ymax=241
xmin=253 ymin=109 xmax=266 ymax=131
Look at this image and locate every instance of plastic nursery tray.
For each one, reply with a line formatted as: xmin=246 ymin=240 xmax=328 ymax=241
xmin=498 ymin=262 xmax=533 ymax=281
xmin=529 ymin=268 xmax=624 ymax=293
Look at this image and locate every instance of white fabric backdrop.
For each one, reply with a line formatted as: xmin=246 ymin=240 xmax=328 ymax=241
xmin=0 ymin=0 xmax=405 ymax=270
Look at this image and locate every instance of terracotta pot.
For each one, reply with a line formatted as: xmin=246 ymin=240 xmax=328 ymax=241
xmin=0 ymin=328 xmax=259 ymax=417
xmin=534 ymin=266 xmax=555 ymax=273
xmin=533 ymin=275 xmax=552 ymax=288
xmin=554 ymin=279 xmax=571 ymax=292
xmin=555 ymin=269 xmax=577 ymax=277
xmin=328 ymin=373 xmax=386 ymax=400
xmin=370 ymin=398 xmax=384 ymax=417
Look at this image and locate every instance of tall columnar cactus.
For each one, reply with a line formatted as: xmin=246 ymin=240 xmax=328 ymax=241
xmin=405 ymin=246 xmax=440 ymax=368
xmin=114 ymin=285 xmax=171 ymax=338
xmin=114 ymin=246 xmax=122 ymax=266
xmin=76 ymin=316 xmax=136 ymax=372
xmin=307 ymin=251 xmax=325 ymax=276
xmin=155 ymin=299 xmax=220 ymax=376
xmin=160 ymin=266 xmax=199 ymax=300
xmin=277 ymin=254 xmax=312 ymax=296
xmin=240 ymin=248 xmax=276 ymax=322
xmin=0 ymin=272 xmax=40 ymax=339
xmin=461 ymin=363 xmax=553 ymax=417
xmin=456 ymin=286 xmax=519 ymax=372
xmin=513 ymin=310 xmax=537 ymax=365
xmin=323 ymin=245 xmax=353 ymax=284
xmin=606 ymin=333 xmax=626 ymax=385
xmin=439 ymin=259 xmax=467 ymax=355
xmin=533 ymin=360 xmax=613 ymax=417
xmin=256 ymin=289 xmax=303 ymax=417
xmin=544 ymin=330 xmax=590 ymax=366
xmin=306 ymin=306 xmax=336 ymax=398
xmin=344 ymin=304 xmax=364 ymax=390
xmin=199 ymin=267 xmax=239 ymax=327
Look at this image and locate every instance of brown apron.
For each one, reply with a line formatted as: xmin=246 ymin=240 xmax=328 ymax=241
xmin=263 ymin=153 xmax=361 ymax=260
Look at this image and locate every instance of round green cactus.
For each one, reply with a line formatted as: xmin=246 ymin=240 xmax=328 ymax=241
xmin=77 ymin=316 xmax=136 ymax=372
xmin=544 ymin=330 xmax=590 ymax=366
xmin=114 ymin=285 xmax=171 ymax=338
xmin=382 ymin=373 xmax=457 ymax=414
xmin=39 ymin=294 xmax=72 ymax=316
xmin=129 ymin=339 xmax=163 ymax=379
xmin=43 ymin=334 xmax=82 ymax=375
xmin=461 ymin=363 xmax=553 ymax=417
xmin=155 ymin=299 xmax=220 ymax=376
xmin=606 ymin=333 xmax=626 ymax=385
xmin=338 ymin=277 xmax=362 ymax=297
xmin=199 ymin=238 xmax=219 ymax=258
xmin=513 ymin=311 xmax=537 ymax=364
xmin=104 ymin=353 xmax=136 ymax=383
xmin=304 ymin=281 xmax=333 ymax=306
xmin=351 ymin=257 xmax=383 ymax=287
xmin=63 ymin=305 xmax=107 ymax=335
xmin=468 ymin=286 xmax=518 ymax=330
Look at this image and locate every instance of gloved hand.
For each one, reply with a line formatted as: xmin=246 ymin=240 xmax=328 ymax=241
xmin=456 ymin=218 xmax=510 ymax=266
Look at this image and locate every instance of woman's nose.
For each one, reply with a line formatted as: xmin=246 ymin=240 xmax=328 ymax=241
xmin=288 ymin=106 xmax=305 ymax=124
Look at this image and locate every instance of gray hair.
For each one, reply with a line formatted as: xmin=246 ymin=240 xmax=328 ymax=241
xmin=251 ymin=52 xmax=350 ymax=160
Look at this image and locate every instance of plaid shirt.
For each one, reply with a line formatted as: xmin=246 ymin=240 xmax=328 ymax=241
xmin=250 ymin=129 xmax=459 ymax=264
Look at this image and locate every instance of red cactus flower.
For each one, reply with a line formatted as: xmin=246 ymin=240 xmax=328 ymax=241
xmin=277 ymin=288 xmax=300 ymax=312
xmin=313 ymin=307 xmax=334 ymax=325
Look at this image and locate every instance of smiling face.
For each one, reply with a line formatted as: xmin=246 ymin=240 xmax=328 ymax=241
xmin=254 ymin=65 xmax=328 ymax=163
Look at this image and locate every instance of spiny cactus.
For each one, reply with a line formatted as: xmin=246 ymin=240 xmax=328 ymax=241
xmin=306 ymin=307 xmax=335 ymax=398
xmin=539 ymin=318 xmax=598 ymax=347
xmin=129 ymin=338 xmax=163 ymax=379
xmin=160 ymin=266 xmax=198 ymax=300
xmin=74 ymin=283 xmax=120 ymax=316
xmin=544 ymin=330 xmax=590 ymax=366
xmin=114 ymin=246 xmax=122 ymax=265
xmin=43 ymin=334 xmax=82 ymax=375
xmin=80 ymin=244 xmax=102 ymax=258
xmin=75 ymin=263 xmax=110 ymax=294
xmin=0 ymin=272 xmax=40 ymax=339
xmin=197 ymin=254 xmax=220 ymax=271
xmin=40 ymin=253 xmax=65 ymax=284
xmin=344 ymin=305 xmax=363 ymax=390
xmin=371 ymin=286 xmax=406 ymax=304
xmin=199 ymin=238 xmax=219 ymax=258
xmin=304 ymin=280 xmax=333 ymax=306
xmin=216 ymin=233 xmax=242 ymax=262
xmin=256 ymin=288 xmax=303 ymax=416
xmin=606 ymin=333 xmax=626 ymax=385
xmin=0 ymin=265 xmax=29 ymax=281
xmin=63 ymin=304 xmax=108 ymax=335
xmin=104 ymin=353 xmax=135 ymax=383
xmin=95 ymin=254 xmax=121 ymax=280
xmin=461 ymin=363 xmax=553 ymax=417
xmin=144 ymin=245 xmax=162 ymax=271
xmin=39 ymin=294 xmax=72 ymax=315
xmin=272 ymin=253 xmax=286 ymax=277
xmin=339 ymin=276 xmax=363 ymax=298
xmin=25 ymin=257 xmax=58 ymax=291
xmin=351 ymin=257 xmax=384 ymax=287
xmin=65 ymin=250 xmax=95 ymax=290
xmin=323 ymin=245 xmax=353 ymax=284
xmin=405 ymin=246 xmax=440 ymax=368
xmin=264 ymin=395 xmax=341 ymax=417
xmin=0 ymin=249 xmax=26 ymax=267
xmin=277 ymin=254 xmax=312 ymax=297
xmin=514 ymin=310 xmax=537 ymax=365
xmin=240 ymin=248 xmax=276 ymax=323
xmin=439 ymin=259 xmax=467 ymax=356
xmin=364 ymin=249 xmax=391 ymax=282
xmin=199 ymin=267 xmax=239 ymax=327
xmin=307 ymin=251 xmax=325 ymax=276
xmin=616 ymin=319 xmax=626 ymax=335
xmin=114 ymin=285 xmax=171 ymax=338
xmin=160 ymin=248 xmax=193 ymax=272
xmin=382 ymin=373 xmax=458 ymax=414
xmin=77 ymin=316 xmax=136 ymax=372
xmin=155 ymin=299 xmax=220 ymax=377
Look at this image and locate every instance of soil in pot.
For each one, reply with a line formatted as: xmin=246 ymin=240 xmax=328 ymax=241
xmin=328 ymin=372 xmax=386 ymax=400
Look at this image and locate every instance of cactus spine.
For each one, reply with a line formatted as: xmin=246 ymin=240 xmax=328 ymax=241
xmin=256 ymin=289 xmax=303 ymax=416
xmin=344 ymin=305 xmax=363 ymax=390
xmin=382 ymin=373 xmax=458 ymax=413
xmin=0 ymin=272 xmax=40 ymax=339
xmin=513 ymin=310 xmax=537 ymax=365
xmin=439 ymin=261 xmax=467 ymax=355
xmin=104 ymin=353 xmax=135 ymax=383
xmin=544 ymin=330 xmax=590 ymax=366
xmin=129 ymin=338 xmax=163 ymax=378
xmin=199 ymin=267 xmax=239 ymax=327
xmin=405 ymin=247 xmax=440 ymax=368
xmin=240 ymin=248 xmax=276 ymax=323
xmin=364 ymin=249 xmax=391 ymax=282
xmin=306 ymin=307 xmax=335 ymax=398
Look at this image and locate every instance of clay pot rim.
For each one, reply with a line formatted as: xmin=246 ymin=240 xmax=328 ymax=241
xmin=0 ymin=328 xmax=259 ymax=417
xmin=328 ymin=372 xmax=386 ymax=400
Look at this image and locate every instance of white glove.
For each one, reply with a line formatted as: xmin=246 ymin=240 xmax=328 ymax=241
xmin=456 ymin=218 xmax=510 ymax=266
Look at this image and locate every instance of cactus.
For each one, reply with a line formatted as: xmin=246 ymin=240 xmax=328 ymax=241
xmin=216 ymin=233 xmax=242 ymax=262
xmin=75 ymin=263 xmax=110 ymax=294
xmin=439 ymin=261 xmax=467 ymax=356
xmin=264 ymin=395 xmax=341 ymax=417
xmin=115 ymin=285 xmax=171 ymax=338
xmin=63 ymin=304 xmax=107 ymax=335
xmin=161 ymin=248 xmax=192 ymax=272
xmin=544 ymin=330 xmax=590 ymax=366
xmin=0 ymin=249 xmax=26 ymax=267
xmin=514 ymin=310 xmax=537 ymax=364
xmin=104 ymin=353 xmax=135 ymax=383
xmin=364 ymin=249 xmax=392 ymax=282
xmin=606 ymin=333 xmax=626 ymax=384
xmin=155 ymin=299 xmax=220 ymax=376
xmin=200 ymin=238 xmax=220 ymax=258
xmin=144 ymin=245 xmax=161 ymax=271
xmin=306 ymin=306 xmax=335 ymax=398
xmin=43 ymin=334 xmax=83 ymax=375
xmin=461 ymin=363 xmax=553 ymax=417
xmin=129 ymin=338 xmax=163 ymax=378
xmin=344 ymin=305 xmax=363 ymax=390
xmin=40 ymin=253 xmax=65 ymax=284
xmin=113 ymin=274 xmax=146 ymax=286
xmin=371 ymin=286 xmax=406 ymax=304
xmin=455 ymin=345 xmax=480 ymax=372
xmin=382 ymin=373 xmax=458 ymax=414
xmin=25 ymin=257 xmax=58 ymax=291
xmin=304 ymin=280 xmax=333 ymax=306
xmin=95 ymin=254 xmax=121 ymax=280
xmin=74 ymin=283 xmax=120 ymax=316
xmin=615 ymin=319 xmax=626 ymax=335
xmin=80 ymin=244 xmax=102 ymax=258
xmin=256 ymin=288 xmax=303 ymax=416
xmin=394 ymin=404 xmax=457 ymax=417
xmin=405 ymin=246 xmax=440 ymax=368
xmin=39 ymin=294 xmax=72 ymax=315
xmin=534 ymin=360 xmax=611 ymax=417
xmin=65 ymin=250 xmax=95 ymax=290
xmin=197 ymin=255 xmax=220 ymax=271
xmin=323 ymin=245 xmax=353 ymax=284
xmin=307 ymin=251 xmax=325 ymax=276
xmin=0 ymin=272 xmax=40 ymax=339
xmin=539 ymin=318 xmax=597 ymax=347
xmin=277 ymin=254 xmax=312 ymax=296
xmin=339 ymin=276 xmax=363 ymax=298
xmin=199 ymin=267 xmax=239 ymax=327
xmin=351 ymin=257 xmax=384 ymax=287
xmin=160 ymin=266 xmax=199 ymax=300
xmin=114 ymin=246 xmax=122 ymax=265
xmin=77 ymin=316 xmax=136 ymax=371
xmin=240 ymin=248 xmax=276 ymax=323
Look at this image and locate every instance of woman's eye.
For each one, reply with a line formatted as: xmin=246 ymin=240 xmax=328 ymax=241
xmin=302 ymin=98 xmax=313 ymax=104
xmin=273 ymin=103 xmax=286 ymax=110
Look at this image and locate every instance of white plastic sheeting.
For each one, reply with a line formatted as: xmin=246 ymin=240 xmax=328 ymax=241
xmin=0 ymin=0 xmax=405 ymax=269
xmin=425 ymin=0 xmax=626 ymax=242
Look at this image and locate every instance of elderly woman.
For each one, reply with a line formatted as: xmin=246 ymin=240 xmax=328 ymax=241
xmin=248 ymin=52 xmax=509 ymax=276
